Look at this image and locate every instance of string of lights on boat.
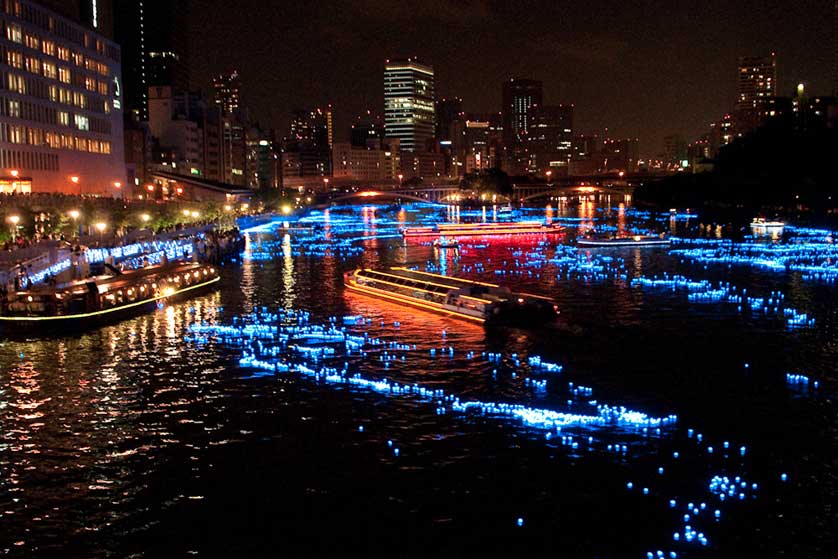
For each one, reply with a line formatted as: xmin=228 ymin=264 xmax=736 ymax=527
xmin=28 ymin=237 xmax=197 ymax=284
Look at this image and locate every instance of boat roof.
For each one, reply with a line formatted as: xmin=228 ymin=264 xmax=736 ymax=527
xmin=17 ymin=261 xmax=206 ymax=296
xmin=382 ymin=267 xmax=499 ymax=289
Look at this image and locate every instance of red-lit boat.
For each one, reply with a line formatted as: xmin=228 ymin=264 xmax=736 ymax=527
xmin=401 ymin=221 xmax=563 ymax=238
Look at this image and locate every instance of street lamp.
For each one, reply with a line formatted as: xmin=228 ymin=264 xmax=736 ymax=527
xmin=68 ymin=209 xmax=81 ymax=238
xmin=94 ymin=221 xmax=107 ymax=244
xmin=190 ymin=211 xmax=200 ymax=219
xmin=398 ymin=173 xmax=404 ymax=186
xmin=182 ymin=209 xmax=191 ymax=217
xmin=7 ymin=214 xmax=20 ymax=242
xmin=140 ymin=213 xmax=151 ymax=224
xmin=70 ymin=175 xmax=80 ymax=195
xmin=10 ymin=169 xmax=19 ymax=177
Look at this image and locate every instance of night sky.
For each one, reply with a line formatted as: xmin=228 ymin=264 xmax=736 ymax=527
xmin=190 ymin=0 xmax=835 ymax=157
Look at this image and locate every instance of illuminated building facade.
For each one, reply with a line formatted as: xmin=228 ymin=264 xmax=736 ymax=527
xmin=212 ymin=70 xmax=240 ymax=116
xmin=737 ymin=54 xmax=777 ymax=111
xmin=0 ymin=0 xmax=126 ymax=195
xmin=283 ymin=107 xmax=331 ymax=177
xmin=501 ymin=78 xmax=542 ymax=147
xmin=332 ymin=142 xmax=387 ymax=181
xmin=527 ymin=104 xmax=573 ymax=174
xmin=384 ymin=58 xmax=435 ymax=152
xmin=736 ymin=53 xmax=777 ymax=133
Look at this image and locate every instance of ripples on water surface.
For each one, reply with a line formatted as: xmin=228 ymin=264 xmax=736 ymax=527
xmin=0 ymin=200 xmax=834 ymax=558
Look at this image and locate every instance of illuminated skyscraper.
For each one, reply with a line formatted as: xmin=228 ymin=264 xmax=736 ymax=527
xmin=527 ymin=104 xmax=573 ymax=174
xmin=502 ymin=78 xmax=542 ymax=146
xmin=737 ymin=54 xmax=777 ymax=112
xmin=114 ymin=0 xmax=190 ymax=121
xmin=212 ymin=71 xmax=242 ymax=116
xmin=384 ymin=58 xmax=435 ymax=152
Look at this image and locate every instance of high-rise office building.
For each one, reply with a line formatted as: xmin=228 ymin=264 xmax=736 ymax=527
xmin=0 ymin=0 xmax=126 ymax=195
xmin=601 ymin=138 xmax=640 ymax=173
xmin=284 ymin=107 xmax=332 ymax=177
xmin=114 ymin=0 xmax=190 ymax=121
xmin=737 ymin=54 xmax=777 ymax=112
xmin=37 ymin=0 xmax=114 ymax=38
xmin=662 ymin=134 xmax=688 ymax=166
xmin=527 ymin=104 xmax=573 ymax=173
xmin=435 ymin=97 xmax=462 ymax=142
xmin=571 ymin=135 xmax=599 ymax=161
xmin=212 ymin=71 xmax=241 ymax=116
xmin=501 ymin=78 xmax=542 ymax=147
xmin=350 ymin=111 xmax=384 ymax=149
xmin=384 ymin=58 xmax=435 ymax=152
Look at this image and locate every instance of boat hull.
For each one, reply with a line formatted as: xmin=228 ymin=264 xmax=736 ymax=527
xmin=577 ymin=239 xmax=670 ymax=248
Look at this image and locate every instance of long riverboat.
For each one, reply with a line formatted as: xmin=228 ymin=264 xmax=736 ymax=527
xmin=577 ymin=234 xmax=671 ymax=248
xmin=0 ymin=261 xmax=219 ymax=336
xmin=401 ymin=221 xmax=563 ymax=238
xmin=344 ymin=267 xmax=557 ymax=325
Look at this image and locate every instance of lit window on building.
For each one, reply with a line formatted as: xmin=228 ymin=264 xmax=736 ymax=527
xmin=7 ymin=24 xmax=22 ymax=43
xmin=42 ymin=61 xmax=56 ymax=79
xmin=6 ymin=50 xmax=23 ymax=68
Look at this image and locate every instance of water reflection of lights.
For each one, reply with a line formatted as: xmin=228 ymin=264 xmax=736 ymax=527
xmin=187 ymin=307 xmax=796 ymax=559
xmin=240 ymin=233 xmax=258 ymax=313
xmin=281 ymin=233 xmax=296 ymax=309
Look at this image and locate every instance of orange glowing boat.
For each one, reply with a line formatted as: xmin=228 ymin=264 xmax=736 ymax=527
xmin=401 ymin=221 xmax=563 ymax=238
xmin=343 ymin=267 xmax=557 ymax=325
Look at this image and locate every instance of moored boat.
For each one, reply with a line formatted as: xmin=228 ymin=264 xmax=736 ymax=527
xmin=750 ymin=218 xmax=785 ymax=234
xmin=433 ymin=237 xmax=460 ymax=249
xmin=344 ymin=267 xmax=557 ymax=325
xmin=0 ymin=261 xmax=219 ymax=336
xmin=576 ymin=234 xmax=670 ymax=247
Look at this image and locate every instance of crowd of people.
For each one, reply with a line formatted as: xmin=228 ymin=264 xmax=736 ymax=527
xmin=193 ymin=228 xmax=245 ymax=265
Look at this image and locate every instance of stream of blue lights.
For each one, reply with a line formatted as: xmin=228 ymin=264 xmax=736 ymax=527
xmin=191 ymin=202 xmax=833 ymax=557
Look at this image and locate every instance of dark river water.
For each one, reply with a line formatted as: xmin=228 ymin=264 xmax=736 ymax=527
xmin=0 ymin=198 xmax=835 ymax=558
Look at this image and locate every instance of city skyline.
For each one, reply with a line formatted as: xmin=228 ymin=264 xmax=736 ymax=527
xmin=188 ymin=0 xmax=836 ymax=157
